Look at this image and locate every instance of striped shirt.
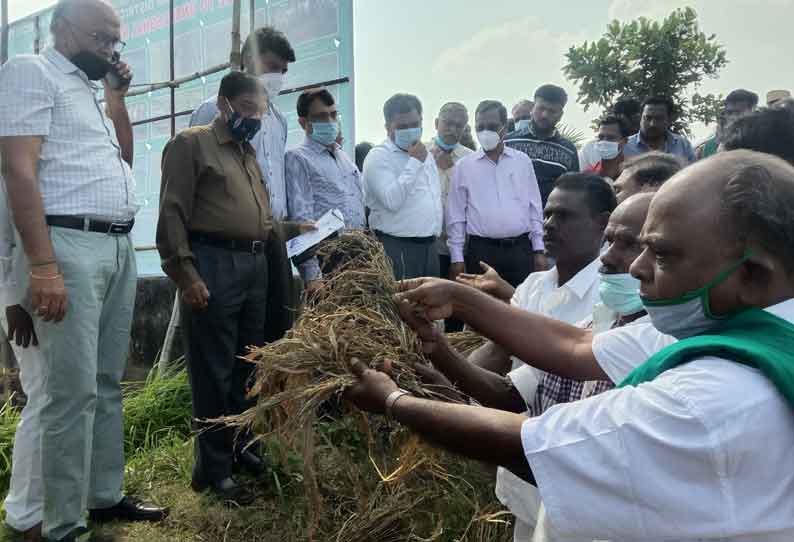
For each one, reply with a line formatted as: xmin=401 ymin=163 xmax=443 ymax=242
xmin=0 ymin=48 xmax=138 ymax=221
xmin=190 ymin=96 xmax=289 ymax=220
xmin=504 ymin=124 xmax=579 ymax=207
xmin=285 ymin=136 xmax=365 ymax=281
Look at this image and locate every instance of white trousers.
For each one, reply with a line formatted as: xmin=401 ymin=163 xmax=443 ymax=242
xmin=2 ymin=314 xmax=45 ymax=532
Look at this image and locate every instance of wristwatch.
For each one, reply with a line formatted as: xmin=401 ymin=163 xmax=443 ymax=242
xmin=384 ymin=389 xmax=411 ymax=421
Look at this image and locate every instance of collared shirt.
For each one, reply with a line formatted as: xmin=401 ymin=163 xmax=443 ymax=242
xmin=446 ymin=146 xmax=544 ymax=263
xmin=504 ymin=124 xmax=580 ymax=207
xmin=157 ymin=117 xmax=273 ymax=289
xmin=623 ymin=130 xmax=696 ymax=163
xmin=426 ymin=139 xmax=473 ymax=256
xmin=285 ymin=136 xmax=365 ymax=281
xmin=362 ymin=139 xmax=442 ymax=238
xmin=522 ymin=299 xmax=794 ymax=541
xmin=190 ymin=96 xmax=289 ymax=220
xmin=494 ymin=257 xmax=602 ymax=527
xmin=0 ymin=48 xmax=138 ymax=221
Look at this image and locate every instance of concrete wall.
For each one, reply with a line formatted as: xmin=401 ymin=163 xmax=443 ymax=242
xmin=127 ymin=276 xmax=182 ymax=381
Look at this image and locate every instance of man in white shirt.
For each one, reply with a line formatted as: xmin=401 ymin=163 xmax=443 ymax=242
xmin=0 ymin=1 xmax=165 ymax=539
xmin=426 ymin=102 xmax=472 ymax=284
xmin=418 ymin=174 xmax=615 ymax=540
xmin=363 ymin=93 xmax=443 ymax=279
xmin=349 ymin=150 xmax=794 ymax=541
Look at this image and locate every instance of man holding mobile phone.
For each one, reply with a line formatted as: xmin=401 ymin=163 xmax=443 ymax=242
xmin=0 ymin=0 xmax=167 ymax=540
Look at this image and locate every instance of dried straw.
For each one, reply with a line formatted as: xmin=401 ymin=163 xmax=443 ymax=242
xmin=230 ymin=231 xmax=462 ymax=443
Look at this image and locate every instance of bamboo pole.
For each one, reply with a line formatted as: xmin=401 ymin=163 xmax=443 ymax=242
xmin=126 ymin=62 xmax=232 ymax=98
xmin=1 ymin=0 xmax=8 ymax=65
xmin=230 ymin=0 xmax=241 ymax=69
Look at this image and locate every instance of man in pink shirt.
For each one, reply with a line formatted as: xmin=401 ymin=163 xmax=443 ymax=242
xmin=447 ymin=100 xmax=547 ymax=287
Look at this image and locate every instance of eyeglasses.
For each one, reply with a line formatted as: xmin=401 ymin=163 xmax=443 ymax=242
xmin=62 ymin=17 xmax=126 ymax=54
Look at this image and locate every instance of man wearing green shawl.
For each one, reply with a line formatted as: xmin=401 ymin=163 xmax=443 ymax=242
xmin=348 ymin=150 xmax=794 ymax=541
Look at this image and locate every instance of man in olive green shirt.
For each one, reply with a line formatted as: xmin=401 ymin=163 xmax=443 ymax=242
xmin=157 ymin=72 xmax=307 ymax=505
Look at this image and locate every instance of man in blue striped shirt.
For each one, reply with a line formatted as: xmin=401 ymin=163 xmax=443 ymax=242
xmin=285 ymin=89 xmax=365 ymax=292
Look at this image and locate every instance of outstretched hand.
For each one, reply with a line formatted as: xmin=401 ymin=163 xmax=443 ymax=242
xmin=456 ymin=261 xmax=514 ymax=302
xmin=344 ymin=359 xmax=399 ymax=415
xmin=396 ymin=277 xmax=459 ymax=321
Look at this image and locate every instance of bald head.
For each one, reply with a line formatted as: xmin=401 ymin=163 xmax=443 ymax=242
xmin=632 ymin=150 xmax=794 ymax=316
xmin=51 ymin=0 xmax=120 ymax=62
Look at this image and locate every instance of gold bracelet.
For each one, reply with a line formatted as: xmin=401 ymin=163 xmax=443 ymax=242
xmin=29 ymin=272 xmax=63 ymax=280
xmin=30 ymin=260 xmax=57 ymax=267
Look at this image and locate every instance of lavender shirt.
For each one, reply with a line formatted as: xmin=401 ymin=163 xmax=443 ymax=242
xmin=446 ymin=146 xmax=544 ymax=263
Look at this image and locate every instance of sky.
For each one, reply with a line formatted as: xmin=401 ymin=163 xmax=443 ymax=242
xmin=9 ymin=0 xmax=794 ymax=144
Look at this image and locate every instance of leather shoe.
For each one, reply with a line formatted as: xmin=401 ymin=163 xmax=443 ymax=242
xmin=88 ymin=496 xmax=169 ymax=523
xmin=5 ymin=522 xmax=42 ymax=542
xmin=191 ymin=476 xmax=255 ymax=506
xmin=233 ymin=449 xmax=267 ymax=476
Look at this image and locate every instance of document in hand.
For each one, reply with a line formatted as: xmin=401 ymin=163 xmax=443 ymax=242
xmin=286 ymin=208 xmax=346 ymax=259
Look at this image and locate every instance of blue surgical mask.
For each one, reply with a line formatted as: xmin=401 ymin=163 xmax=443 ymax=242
xmin=394 ymin=127 xmax=422 ymax=151
xmin=642 ymin=251 xmax=751 ymax=339
xmin=225 ymin=99 xmax=261 ymax=143
xmin=310 ymin=121 xmax=339 ymax=146
xmin=515 ymin=119 xmax=531 ymax=132
xmin=599 ymin=272 xmax=644 ymax=316
xmin=434 ymin=136 xmax=457 ymax=152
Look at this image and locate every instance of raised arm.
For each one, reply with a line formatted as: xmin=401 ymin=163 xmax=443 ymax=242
xmin=399 ymin=278 xmax=606 ymax=381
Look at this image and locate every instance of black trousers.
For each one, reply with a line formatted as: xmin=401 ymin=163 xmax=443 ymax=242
xmin=181 ymin=242 xmax=268 ymax=483
xmin=375 ymin=231 xmax=439 ymax=280
xmin=465 ymin=235 xmax=534 ymax=288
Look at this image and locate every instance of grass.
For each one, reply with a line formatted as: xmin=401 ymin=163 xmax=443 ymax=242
xmin=0 ymin=368 xmax=512 ymax=541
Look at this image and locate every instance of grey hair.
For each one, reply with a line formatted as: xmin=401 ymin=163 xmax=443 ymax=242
xmin=720 ymin=151 xmax=794 ymax=273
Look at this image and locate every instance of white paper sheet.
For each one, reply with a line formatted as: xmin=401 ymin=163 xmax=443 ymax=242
xmin=286 ymin=208 xmax=345 ymax=259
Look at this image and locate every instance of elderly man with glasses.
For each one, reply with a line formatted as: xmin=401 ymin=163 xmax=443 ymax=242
xmin=0 ymin=1 xmax=167 ymax=540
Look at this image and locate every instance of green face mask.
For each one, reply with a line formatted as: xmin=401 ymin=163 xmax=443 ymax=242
xmin=641 ymin=251 xmax=752 ymax=339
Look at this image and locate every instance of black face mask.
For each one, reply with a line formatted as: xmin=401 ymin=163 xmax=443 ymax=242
xmin=70 ymin=51 xmax=112 ymax=81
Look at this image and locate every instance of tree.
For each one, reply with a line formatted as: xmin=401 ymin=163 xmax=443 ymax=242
xmin=563 ymin=7 xmax=727 ymax=134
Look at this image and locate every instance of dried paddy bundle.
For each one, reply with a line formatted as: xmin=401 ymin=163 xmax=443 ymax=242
xmin=446 ymin=330 xmax=488 ymax=357
xmin=232 ymin=230 xmax=462 ymax=443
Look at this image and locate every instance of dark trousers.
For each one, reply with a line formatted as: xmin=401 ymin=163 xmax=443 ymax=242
xmin=375 ymin=231 xmax=439 ymax=280
xmin=438 ymin=253 xmax=464 ymax=332
xmin=181 ymin=242 xmax=269 ymax=483
xmin=465 ymin=235 xmax=534 ymax=288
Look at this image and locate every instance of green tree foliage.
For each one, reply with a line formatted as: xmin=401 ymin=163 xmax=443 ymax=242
xmin=563 ymin=7 xmax=727 ymax=134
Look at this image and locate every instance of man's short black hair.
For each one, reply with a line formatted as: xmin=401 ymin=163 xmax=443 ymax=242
xmin=534 ymin=84 xmax=568 ymax=108
xmin=218 ymin=71 xmax=260 ymax=101
xmin=383 ymin=93 xmax=422 ymax=123
xmin=475 ymin=100 xmax=508 ymax=126
xmin=612 ymin=97 xmax=642 ymax=117
xmin=725 ymin=89 xmax=759 ymax=109
xmin=722 ymin=107 xmax=794 ymax=165
xmin=599 ymin=115 xmax=630 ymax=138
xmin=621 ymin=152 xmax=684 ymax=188
xmin=296 ymin=88 xmax=335 ymax=118
xmin=242 ymin=26 xmax=296 ymax=65
xmin=642 ymin=96 xmax=676 ymax=117
xmin=554 ymin=173 xmax=617 ymax=216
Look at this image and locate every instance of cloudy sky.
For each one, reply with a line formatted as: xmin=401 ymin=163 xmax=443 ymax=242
xmin=10 ymin=0 xmax=794 ymax=144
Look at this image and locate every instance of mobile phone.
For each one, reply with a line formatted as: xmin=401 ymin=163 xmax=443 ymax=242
xmin=105 ymin=52 xmax=131 ymax=90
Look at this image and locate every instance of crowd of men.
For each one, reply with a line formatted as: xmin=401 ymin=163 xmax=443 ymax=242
xmin=1 ymin=0 xmax=794 ymax=540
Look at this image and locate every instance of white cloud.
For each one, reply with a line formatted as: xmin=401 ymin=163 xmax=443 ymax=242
xmin=431 ymin=16 xmax=585 ymax=79
xmin=607 ymin=0 xmax=697 ymax=22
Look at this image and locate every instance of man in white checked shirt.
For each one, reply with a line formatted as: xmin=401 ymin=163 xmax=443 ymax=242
xmin=0 ymin=0 xmax=166 ymax=540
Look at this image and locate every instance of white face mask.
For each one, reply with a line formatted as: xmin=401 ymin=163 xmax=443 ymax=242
xmin=476 ymin=130 xmax=501 ymax=152
xmin=259 ymin=72 xmax=285 ymax=97
xmin=595 ymin=140 xmax=621 ymax=160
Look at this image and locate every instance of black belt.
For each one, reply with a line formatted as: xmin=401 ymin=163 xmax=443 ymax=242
xmin=189 ymin=232 xmax=267 ymax=254
xmin=469 ymin=233 xmax=530 ymax=248
xmin=46 ymin=215 xmax=134 ymax=235
xmin=374 ymin=230 xmax=436 ymax=244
